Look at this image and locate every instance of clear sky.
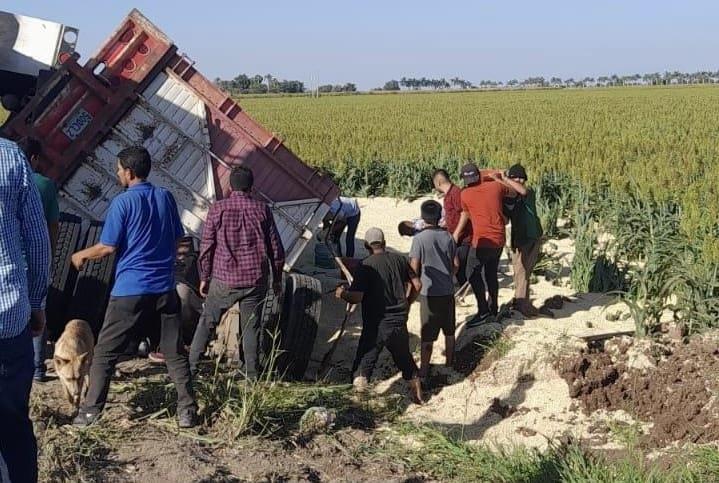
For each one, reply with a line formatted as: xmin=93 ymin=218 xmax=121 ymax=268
xmin=5 ymin=1 xmax=719 ymax=90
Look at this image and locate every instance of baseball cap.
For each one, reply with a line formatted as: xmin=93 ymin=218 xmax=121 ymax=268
xmin=507 ymin=164 xmax=528 ymax=180
xmin=365 ymin=227 xmax=385 ymax=245
xmin=461 ymin=163 xmax=480 ymax=185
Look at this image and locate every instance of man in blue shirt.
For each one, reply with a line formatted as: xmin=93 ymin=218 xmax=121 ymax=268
xmin=327 ymin=196 xmax=361 ymax=258
xmin=0 ymin=137 xmax=50 ymax=483
xmin=70 ymin=147 xmax=197 ymax=428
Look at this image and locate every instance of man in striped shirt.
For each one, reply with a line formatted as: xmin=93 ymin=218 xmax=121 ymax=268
xmin=0 ymin=137 xmax=50 ymax=483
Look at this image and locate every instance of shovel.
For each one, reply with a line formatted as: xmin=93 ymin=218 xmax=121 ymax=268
xmin=317 ymin=243 xmax=357 ymax=378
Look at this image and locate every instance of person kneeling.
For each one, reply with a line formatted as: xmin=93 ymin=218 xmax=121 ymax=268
xmin=335 ymin=228 xmax=424 ymax=404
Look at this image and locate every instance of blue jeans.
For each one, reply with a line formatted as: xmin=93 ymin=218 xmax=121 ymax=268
xmin=32 ymin=328 xmax=47 ymax=378
xmin=0 ymin=326 xmax=38 ymax=483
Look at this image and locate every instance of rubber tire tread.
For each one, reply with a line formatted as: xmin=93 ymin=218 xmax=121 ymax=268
xmin=66 ymin=221 xmax=116 ymax=337
xmin=276 ymin=273 xmax=321 ymax=380
xmin=260 ymin=273 xmax=285 ymax=359
xmin=46 ymin=213 xmax=82 ymax=340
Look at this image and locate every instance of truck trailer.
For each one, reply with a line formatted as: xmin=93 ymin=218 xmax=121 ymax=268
xmin=1 ymin=9 xmax=339 ymax=379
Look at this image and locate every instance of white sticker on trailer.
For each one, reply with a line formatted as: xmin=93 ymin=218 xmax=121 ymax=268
xmin=62 ymin=108 xmax=93 ymax=141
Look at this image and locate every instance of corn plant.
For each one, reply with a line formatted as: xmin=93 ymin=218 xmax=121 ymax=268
xmin=535 ymin=172 xmax=573 ymax=238
xmin=570 ymin=186 xmax=597 ymax=292
xmin=620 ymin=209 xmax=682 ymax=335
xmin=666 ymin=255 xmax=719 ymax=335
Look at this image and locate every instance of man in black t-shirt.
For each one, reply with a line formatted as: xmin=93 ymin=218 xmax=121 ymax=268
xmin=335 ymin=227 xmax=424 ymax=404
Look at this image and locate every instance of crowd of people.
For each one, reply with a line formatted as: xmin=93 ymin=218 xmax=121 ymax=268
xmin=0 ymin=140 xmax=287 ymax=481
xmin=0 ymin=133 xmax=543 ymax=481
xmin=336 ymin=162 xmax=544 ymax=402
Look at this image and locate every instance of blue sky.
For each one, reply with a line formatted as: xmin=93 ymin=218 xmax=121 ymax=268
xmin=5 ymin=1 xmax=719 ymax=89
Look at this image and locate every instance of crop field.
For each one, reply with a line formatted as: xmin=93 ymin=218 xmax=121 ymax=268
xmin=242 ymin=86 xmax=719 ymax=250
xmin=244 ymin=86 xmax=719 ymax=336
xmin=241 ymin=86 xmax=719 ymax=196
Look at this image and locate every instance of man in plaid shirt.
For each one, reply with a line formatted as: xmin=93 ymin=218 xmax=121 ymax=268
xmin=189 ymin=166 xmax=285 ymax=379
xmin=0 ymin=137 xmax=50 ymax=483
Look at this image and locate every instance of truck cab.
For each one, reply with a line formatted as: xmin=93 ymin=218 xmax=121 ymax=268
xmin=0 ymin=11 xmax=78 ymax=111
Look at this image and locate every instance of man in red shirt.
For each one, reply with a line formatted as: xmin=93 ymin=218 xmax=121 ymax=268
xmin=453 ymin=164 xmax=526 ymax=326
xmin=432 ymin=169 xmax=472 ymax=287
xmin=189 ymin=166 xmax=285 ymax=379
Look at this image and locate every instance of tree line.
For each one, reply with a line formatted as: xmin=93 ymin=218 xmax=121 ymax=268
xmin=214 ymin=74 xmax=305 ymax=94
xmin=214 ymin=69 xmax=719 ymax=95
xmin=375 ymin=77 xmax=474 ymax=91
xmin=213 ymin=74 xmax=359 ymax=94
xmin=376 ymin=70 xmax=719 ymax=91
xmin=318 ymin=83 xmax=357 ymax=93
xmin=503 ymin=71 xmax=719 ymax=88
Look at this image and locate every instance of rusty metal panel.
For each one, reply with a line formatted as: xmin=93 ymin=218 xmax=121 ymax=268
xmin=166 ymin=60 xmax=339 ymax=205
xmin=3 ymin=9 xmax=176 ymax=185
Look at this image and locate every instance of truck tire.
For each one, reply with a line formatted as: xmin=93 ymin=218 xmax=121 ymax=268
xmin=260 ymin=274 xmax=286 ymax=359
xmin=66 ymin=221 xmax=116 ymax=337
xmin=275 ymin=273 xmax=321 ymax=380
xmin=46 ymin=213 xmax=82 ymax=340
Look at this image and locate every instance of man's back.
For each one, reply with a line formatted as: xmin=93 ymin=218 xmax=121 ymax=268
xmin=356 ymin=252 xmax=411 ymax=324
xmin=443 ymin=184 xmax=472 ymax=244
xmin=199 ymin=191 xmax=285 ymax=288
xmin=510 ymin=188 xmax=543 ymax=247
xmin=409 ymin=228 xmax=456 ymax=297
xmin=331 ymin=196 xmax=360 ymax=220
xmin=0 ymin=138 xmax=50 ymax=338
xmin=461 ymin=181 xmax=510 ymax=248
xmin=100 ymin=181 xmax=183 ymax=297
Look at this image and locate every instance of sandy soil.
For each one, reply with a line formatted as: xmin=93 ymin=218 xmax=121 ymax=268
xmin=301 ymin=196 xmax=636 ymax=451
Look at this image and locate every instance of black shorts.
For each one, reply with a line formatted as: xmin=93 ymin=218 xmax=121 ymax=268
xmin=419 ymin=295 xmax=456 ymax=342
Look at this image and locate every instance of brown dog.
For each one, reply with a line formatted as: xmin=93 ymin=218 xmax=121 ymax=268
xmin=53 ymin=319 xmax=94 ymax=409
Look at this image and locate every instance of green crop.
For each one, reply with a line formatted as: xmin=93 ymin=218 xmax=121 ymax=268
xmin=241 ymin=86 xmax=719 ymax=334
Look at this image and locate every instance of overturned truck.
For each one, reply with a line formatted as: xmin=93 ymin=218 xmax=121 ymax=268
xmin=1 ymin=9 xmax=339 ymax=379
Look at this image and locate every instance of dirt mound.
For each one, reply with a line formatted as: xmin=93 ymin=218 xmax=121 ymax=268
xmin=558 ymin=334 xmax=719 ymax=446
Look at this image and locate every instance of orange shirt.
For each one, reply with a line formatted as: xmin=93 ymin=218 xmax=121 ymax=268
xmin=460 ymin=180 xmax=511 ymax=248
